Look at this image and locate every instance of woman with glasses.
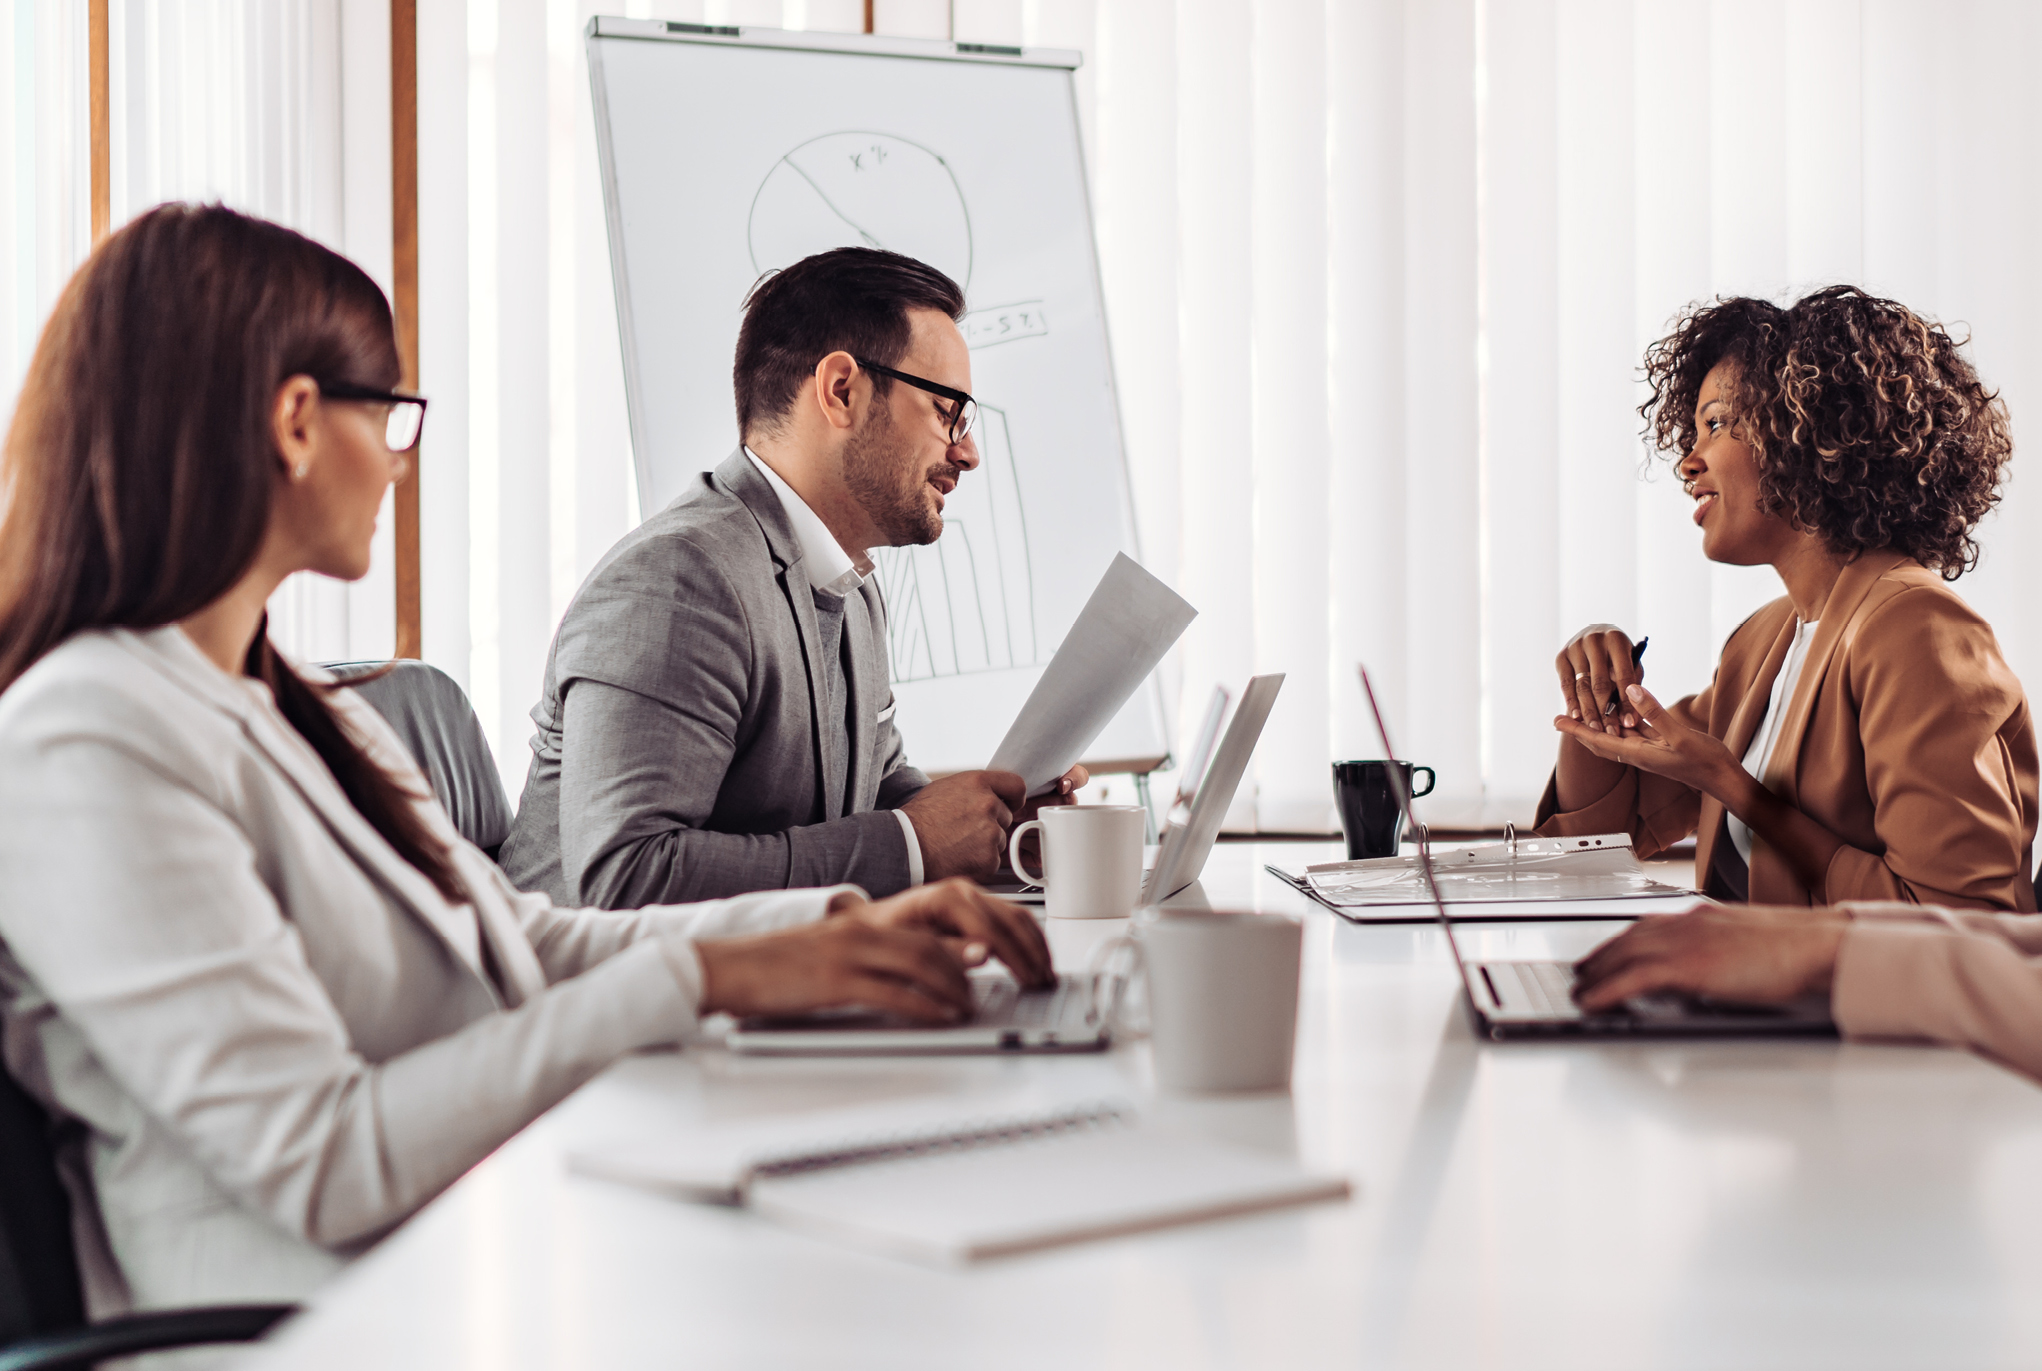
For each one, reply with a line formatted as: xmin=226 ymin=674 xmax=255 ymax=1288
xmin=0 ymin=205 xmax=1050 ymax=1316
xmin=1536 ymin=287 xmax=2036 ymax=909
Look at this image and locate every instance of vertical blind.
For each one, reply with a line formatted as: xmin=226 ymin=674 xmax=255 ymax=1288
xmin=1 ymin=1 xmax=90 ymax=415
xmin=1 ymin=0 xmax=396 ymax=668
xmin=1086 ymin=0 xmax=2042 ymax=828
xmin=10 ymin=1 xmax=2042 ymax=835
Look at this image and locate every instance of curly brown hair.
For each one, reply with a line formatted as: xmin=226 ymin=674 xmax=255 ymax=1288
xmin=1639 ymin=285 xmax=2012 ymax=579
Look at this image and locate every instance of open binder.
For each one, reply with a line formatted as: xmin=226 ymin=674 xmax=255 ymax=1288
xmin=1274 ymin=832 xmax=1698 ymax=920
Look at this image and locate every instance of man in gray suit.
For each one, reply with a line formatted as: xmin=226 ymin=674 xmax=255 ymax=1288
xmin=500 ymin=248 xmax=1083 ymax=906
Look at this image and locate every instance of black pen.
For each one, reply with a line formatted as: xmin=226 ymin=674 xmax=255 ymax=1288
xmin=1602 ymin=636 xmax=1648 ymax=716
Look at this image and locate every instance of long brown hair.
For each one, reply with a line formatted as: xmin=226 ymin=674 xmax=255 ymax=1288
xmin=0 ymin=203 xmax=465 ymax=902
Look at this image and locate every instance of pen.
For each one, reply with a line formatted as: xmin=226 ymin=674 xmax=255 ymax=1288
xmin=1602 ymin=636 xmax=1648 ymax=716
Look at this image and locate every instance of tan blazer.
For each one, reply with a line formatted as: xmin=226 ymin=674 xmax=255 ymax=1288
xmin=1535 ymin=550 xmax=2039 ymax=910
xmin=1836 ymin=903 xmax=2042 ymax=1081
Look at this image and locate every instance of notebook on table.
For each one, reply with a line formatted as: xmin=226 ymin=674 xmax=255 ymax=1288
xmin=569 ymin=1097 xmax=1351 ymax=1265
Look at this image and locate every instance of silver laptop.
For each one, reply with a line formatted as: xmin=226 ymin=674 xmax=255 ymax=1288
xmin=1356 ymin=666 xmax=1834 ymax=1041
xmin=991 ymin=675 xmax=1284 ymax=907
xmin=1142 ymin=674 xmax=1283 ymax=904
xmin=725 ymin=969 xmax=1111 ymax=1056
xmin=724 ymin=675 xmax=1285 ymax=1057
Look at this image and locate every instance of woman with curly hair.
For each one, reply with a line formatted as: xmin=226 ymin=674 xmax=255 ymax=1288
xmin=1535 ymin=285 xmax=2038 ymax=910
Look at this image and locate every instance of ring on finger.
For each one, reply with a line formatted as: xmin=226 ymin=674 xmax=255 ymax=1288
xmin=1575 ymin=672 xmax=1590 ymax=683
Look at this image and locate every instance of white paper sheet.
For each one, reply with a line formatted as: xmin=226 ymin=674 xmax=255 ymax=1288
xmin=987 ymin=553 xmax=1197 ymax=794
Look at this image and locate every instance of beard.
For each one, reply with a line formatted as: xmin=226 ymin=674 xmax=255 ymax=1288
xmin=842 ymin=394 xmax=953 ymax=547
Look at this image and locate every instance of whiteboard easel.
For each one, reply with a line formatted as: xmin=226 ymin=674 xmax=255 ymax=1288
xmin=587 ymin=18 xmax=1170 ymax=796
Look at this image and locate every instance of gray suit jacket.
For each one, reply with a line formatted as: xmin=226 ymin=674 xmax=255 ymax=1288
xmin=499 ymin=451 xmax=929 ymax=906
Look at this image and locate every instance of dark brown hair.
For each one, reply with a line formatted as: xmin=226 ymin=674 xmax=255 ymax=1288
xmin=0 ymin=203 xmax=465 ymax=902
xmin=734 ymin=247 xmax=965 ymax=440
xmin=1639 ymin=285 xmax=2013 ymax=579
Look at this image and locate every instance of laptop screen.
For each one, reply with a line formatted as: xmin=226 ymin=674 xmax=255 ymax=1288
xmin=1356 ymin=666 xmax=1484 ymax=1003
xmin=1141 ymin=674 xmax=1284 ymax=904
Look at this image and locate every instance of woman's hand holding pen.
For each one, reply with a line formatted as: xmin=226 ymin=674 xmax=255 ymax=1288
xmin=1558 ymin=681 xmax=1849 ymax=892
xmin=1555 ymin=624 xmax=1647 ymax=736
xmin=1554 ymin=680 xmax=1742 ymax=798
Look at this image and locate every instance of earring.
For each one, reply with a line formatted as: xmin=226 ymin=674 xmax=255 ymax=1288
xmin=295 ymin=461 xmax=310 ymax=480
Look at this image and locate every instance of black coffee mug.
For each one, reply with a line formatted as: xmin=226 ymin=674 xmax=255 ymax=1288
xmin=1332 ymin=760 xmax=1437 ymax=860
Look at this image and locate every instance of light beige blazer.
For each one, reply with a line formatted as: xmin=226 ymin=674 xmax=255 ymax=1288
xmin=1536 ymin=551 xmax=2039 ymax=909
xmin=1837 ymin=903 xmax=2042 ymax=1082
xmin=0 ymin=627 xmax=844 ymax=1317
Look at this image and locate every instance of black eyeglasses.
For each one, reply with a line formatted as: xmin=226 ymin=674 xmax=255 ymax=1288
xmin=319 ymin=381 xmax=429 ymax=452
xmin=854 ymin=358 xmax=977 ymax=446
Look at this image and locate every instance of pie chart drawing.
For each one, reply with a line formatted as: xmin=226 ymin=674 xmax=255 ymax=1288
xmin=747 ymin=132 xmax=973 ymax=289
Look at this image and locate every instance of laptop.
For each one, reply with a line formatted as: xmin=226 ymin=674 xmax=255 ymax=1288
xmin=725 ymin=969 xmax=1113 ymax=1056
xmin=1355 ymin=667 xmax=1834 ymax=1041
xmin=724 ymin=675 xmax=1286 ymax=1057
xmin=1142 ymin=674 xmax=1283 ymax=905
xmin=990 ymin=675 xmax=1285 ymax=908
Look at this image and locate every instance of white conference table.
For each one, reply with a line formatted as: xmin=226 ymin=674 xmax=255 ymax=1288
xmin=246 ymin=842 xmax=2042 ymax=1371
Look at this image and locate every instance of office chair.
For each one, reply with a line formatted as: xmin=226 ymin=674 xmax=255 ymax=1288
xmin=322 ymin=660 xmax=516 ymax=860
xmin=0 ymin=1066 xmax=295 ymax=1370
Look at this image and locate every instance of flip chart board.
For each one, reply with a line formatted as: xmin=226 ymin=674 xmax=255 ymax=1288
xmin=586 ymin=18 xmax=1168 ymax=775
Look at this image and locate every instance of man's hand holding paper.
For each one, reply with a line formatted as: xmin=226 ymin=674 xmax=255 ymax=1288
xmin=988 ymin=553 xmax=1199 ymax=796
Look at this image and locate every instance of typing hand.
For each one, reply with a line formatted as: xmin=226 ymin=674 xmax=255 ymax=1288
xmin=693 ymin=909 xmax=975 ymax=1024
xmin=899 ymin=770 xmax=1027 ymax=882
xmin=1570 ymin=904 xmax=1846 ymax=1013
xmin=837 ymin=878 xmax=1054 ymax=989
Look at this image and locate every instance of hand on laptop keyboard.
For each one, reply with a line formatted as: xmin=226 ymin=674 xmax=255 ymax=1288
xmin=1569 ymin=904 xmax=1847 ymax=1013
xmin=843 ymin=878 xmax=1056 ymax=989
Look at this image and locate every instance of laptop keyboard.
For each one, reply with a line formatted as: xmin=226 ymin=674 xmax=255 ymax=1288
xmin=972 ymin=975 xmax=1085 ymax=1028
xmin=1505 ymin=960 xmax=1582 ymax=1018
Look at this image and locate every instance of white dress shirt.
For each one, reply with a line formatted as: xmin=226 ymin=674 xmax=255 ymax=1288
xmin=744 ymin=448 xmax=924 ymax=885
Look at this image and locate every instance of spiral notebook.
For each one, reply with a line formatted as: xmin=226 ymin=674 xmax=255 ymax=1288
xmin=569 ymin=1098 xmax=1350 ymax=1265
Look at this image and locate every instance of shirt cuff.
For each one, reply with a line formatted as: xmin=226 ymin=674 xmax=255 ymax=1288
xmin=653 ymin=884 xmax=867 ymax=1019
xmin=663 ymin=937 xmax=707 ymax=1010
xmin=892 ymin=808 xmax=925 ymax=886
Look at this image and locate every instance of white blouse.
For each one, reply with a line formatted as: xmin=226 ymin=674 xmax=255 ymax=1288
xmin=1727 ymin=618 xmax=1819 ymax=866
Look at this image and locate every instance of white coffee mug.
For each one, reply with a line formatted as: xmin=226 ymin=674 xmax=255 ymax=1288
xmin=1140 ymin=909 xmax=1302 ymax=1092
xmin=1006 ymin=805 xmax=1146 ymax=920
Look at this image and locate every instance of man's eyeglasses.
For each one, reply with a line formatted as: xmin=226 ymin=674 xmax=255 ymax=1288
xmin=855 ymin=358 xmax=977 ymax=446
xmin=319 ymin=381 xmax=429 ymax=452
